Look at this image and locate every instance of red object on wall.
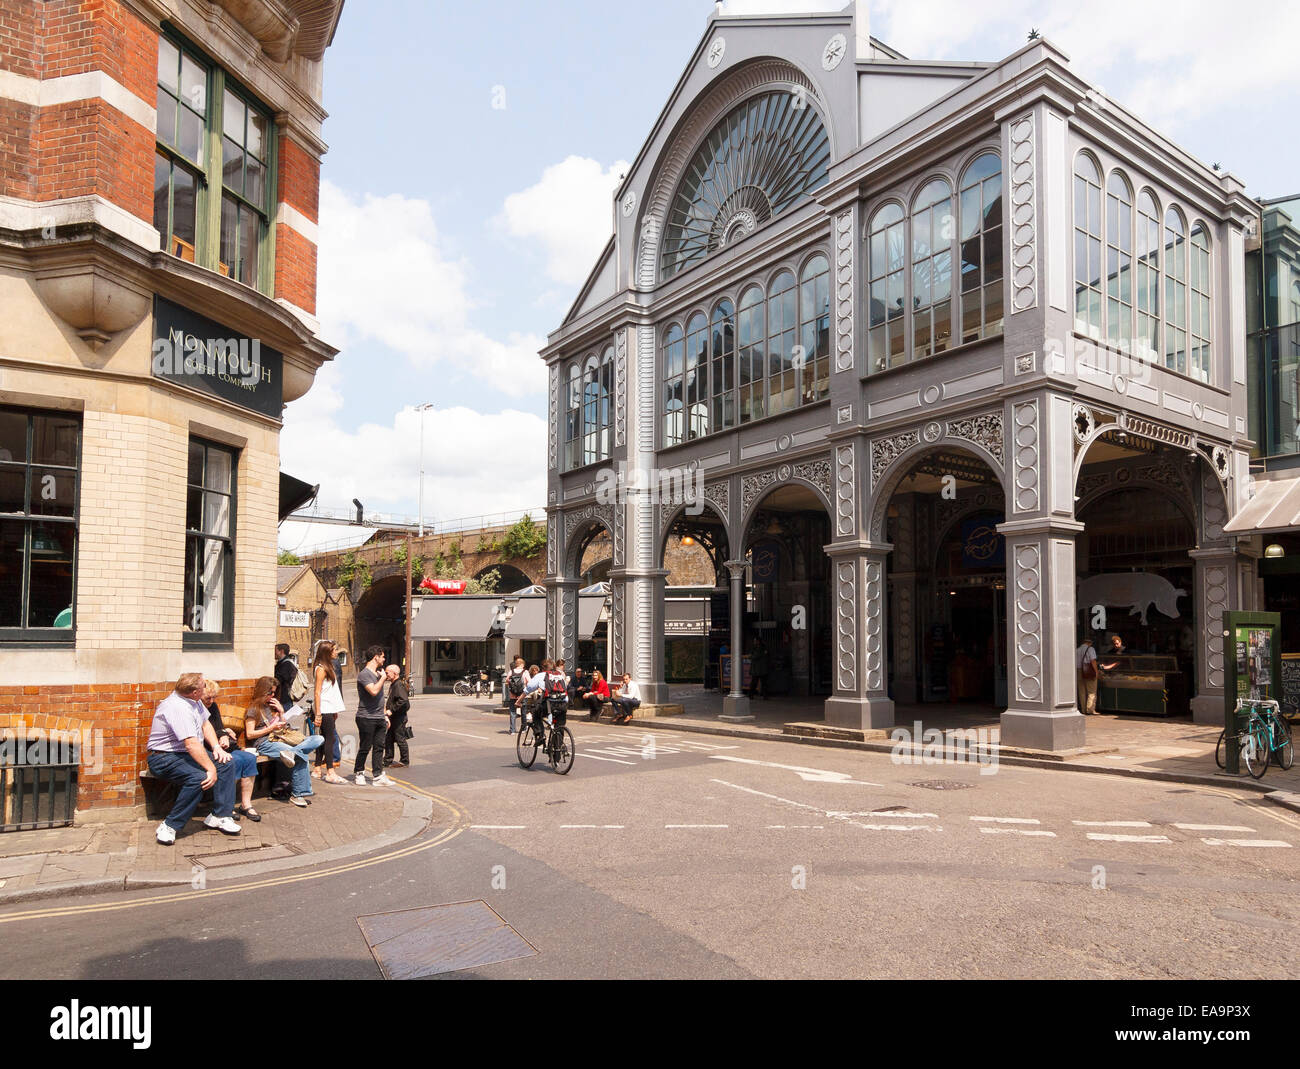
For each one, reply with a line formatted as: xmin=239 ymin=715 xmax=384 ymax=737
xmin=419 ymin=578 xmax=466 ymax=594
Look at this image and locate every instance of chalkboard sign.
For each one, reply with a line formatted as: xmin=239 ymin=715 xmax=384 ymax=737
xmin=1282 ymin=654 xmax=1300 ymax=713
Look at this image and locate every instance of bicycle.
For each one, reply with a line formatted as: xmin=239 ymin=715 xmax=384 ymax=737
xmin=453 ymin=668 xmax=495 ymax=699
xmin=516 ymin=696 xmax=575 ymax=775
xmin=1215 ymin=699 xmax=1294 ymax=778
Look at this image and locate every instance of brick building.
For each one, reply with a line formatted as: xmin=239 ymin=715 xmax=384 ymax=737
xmin=0 ymin=0 xmax=343 ymax=821
xmin=275 ymin=562 xmax=353 ymax=673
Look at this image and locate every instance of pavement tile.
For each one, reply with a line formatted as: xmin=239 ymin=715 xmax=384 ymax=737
xmin=0 ymin=854 xmax=46 ymax=879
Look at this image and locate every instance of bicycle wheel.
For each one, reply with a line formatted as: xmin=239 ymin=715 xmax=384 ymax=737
xmin=453 ymin=681 xmax=471 ymax=696
xmin=1215 ymin=729 xmax=1226 ymax=770
xmin=1274 ymin=715 xmax=1294 ymax=771
xmin=550 ymin=727 xmax=575 ymax=775
xmin=516 ymin=719 xmax=538 ymax=768
xmin=1243 ymin=721 xmax=1270 ymax=780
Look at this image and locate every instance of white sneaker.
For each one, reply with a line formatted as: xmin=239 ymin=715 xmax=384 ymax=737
xmin=203 ymin=814 xmax=241 ymax=835
xmin=372 ymin=773 xmax=395 ymax=786
xmin=279 ymin=750 xmax=297 ymax=768
xmin=354 ymin=772 xmax=367 ymax=786
xmin=156 ymin=823 xmax=176 ymax=845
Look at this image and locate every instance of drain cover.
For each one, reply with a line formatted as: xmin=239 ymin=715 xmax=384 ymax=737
xmin=908 ymin=779 xmax=976 ymax=790
xmin=357 ymin=900 xmax=537 ymax=979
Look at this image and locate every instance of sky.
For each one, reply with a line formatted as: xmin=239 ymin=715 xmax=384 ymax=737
xmin=277 ymin=0 xmax=1300 ymax=553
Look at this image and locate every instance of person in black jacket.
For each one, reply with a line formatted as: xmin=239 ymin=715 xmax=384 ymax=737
xmin=384 ymin=664 xmax=411 ymax=768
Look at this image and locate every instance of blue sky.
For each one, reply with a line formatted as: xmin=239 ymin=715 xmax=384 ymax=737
xmin=278 ymin=0 xmax=1300 ymax=552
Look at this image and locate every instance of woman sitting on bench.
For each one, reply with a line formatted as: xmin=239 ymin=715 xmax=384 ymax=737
xmin=203 ymin=680 xmax=260 ymax=822
xmin=245 ymin=676 xmax=323 ymax=808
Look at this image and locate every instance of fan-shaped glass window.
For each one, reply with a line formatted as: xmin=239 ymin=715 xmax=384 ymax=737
xmin=1188 ymin=224 xmax=1211 ymax=382
xmin=1105 ymin=170 xmax=1133 ymax=348
xmin=662 ymin=324 xmax=685 ymax=447
xmin=958 ymin=152 xmax=1003 ymax=344
xmin=1074 ymin=154 xmax=1103 ymax=338
xmin=867 ymin=202 xmax=905 ymax=371
xmin=1164 ymin=208 xmax=1187 ymax=374
xmin=912 ymin=178 xmax=954 ymax=359
xmin=710 ymin=299 xmax=736 ymax=432
xmin=1136 ymin=190 xmax=1161 ymax=362
xmin=799 ymin=254 xmax=830 ymax=403
xmin=660 ymin=91 xmax=831 ymax=280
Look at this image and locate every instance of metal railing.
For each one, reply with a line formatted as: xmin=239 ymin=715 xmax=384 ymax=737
xmin=1 ymin=757 xmax=78 ymax=832
xmin=282 ymin=507 xmax=547 ymax=558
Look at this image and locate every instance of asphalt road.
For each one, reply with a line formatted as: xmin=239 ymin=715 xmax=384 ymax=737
xmin=2 ymin=694 xmax=1298 ymax=980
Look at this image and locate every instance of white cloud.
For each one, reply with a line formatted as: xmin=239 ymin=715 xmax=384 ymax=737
xmin=317 ymin=181 xmax=547 ymax=397
xmin=499 ymin=156 xmax=628 ymax=286
xmin=281 ymin=367 xmax=548 ymax=535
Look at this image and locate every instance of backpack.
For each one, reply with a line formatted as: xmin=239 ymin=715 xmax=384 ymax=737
xmin=289 ymin=660 xmax=310 ymax=705
xmin=508 ymin=670 xmax=526 ymax=697
xmin=545 ymin=672 xmax=567 ymax=698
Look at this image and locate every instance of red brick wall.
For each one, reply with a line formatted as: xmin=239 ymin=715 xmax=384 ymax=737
xmin=0 ymin=678 xmax=257 ymax=812
xmin=36 ymin=99 xmax=153 ymax=219
xmin=278 ymin=136 xmax=319 ymax=223
xmin=275 ymin=221 xmax=318 ymax=313
xmin=0 ymin=0 xmax=40 ymax=77
xmin=0 ymin=99 xmax=38 ymax=199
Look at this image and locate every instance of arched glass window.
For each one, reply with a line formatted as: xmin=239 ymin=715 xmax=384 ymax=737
xmin=564 ymin=362 xmax=581 ymax=471
xmin=767 ymin=270 xmax=797 ymax=416
xmin=710 ymin=299 xmax=736 ymax=432
xmin=599 ymin=346 xmax=614 ymax=457
xmin=737 ymin=285 xmax=765 ymax=424
xmin=1074 ymin=154 xmax=1102 ymax=338
xmin=1164 ymin=208 xmax=1187 ymax=374
xmin=1105 ymin=170 xmax=1133 ymax=348
xmin=1189 ymin=224 xmax=1211 ymax=382
xmin=662 ymin=324 xmax=684 ymax=447
xmin=912 ymin=178 xmax=954 ymax=358
xmin=661 ymin=91 xmax=831 ymax=279
xmin=799 ymin=254 xmax=830 ymax=403
xmin=867 ymin=202 xmax=905 ymax=371
xmin=958 ymin=152 xmax=1003 ymax=344
xmin=582 ymin=354 xmax=600 ymax=466
xmin=684 ymin=312 xmax=709 ymax=440
xmin=1136 ymin=189 xmax=1161 ymax=362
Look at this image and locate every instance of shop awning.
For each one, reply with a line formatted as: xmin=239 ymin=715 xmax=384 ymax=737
xmin=410 ymin=597 xmax=503 ymax=641
xmin=278 ymin=471 xmax=319 ymax=521
xmin=504 ymin=596 xmax=546 ymax=640
xmin=664 ymin=598 xmax=709 ymax=636
xmin=1224 ymin=472 xmax=1300 ymax=536
xmin=578 ymin=594 xmax=606 ymax=639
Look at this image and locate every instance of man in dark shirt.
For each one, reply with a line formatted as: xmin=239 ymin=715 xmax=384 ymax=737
xmin=354 ymin=645 xmax=391 ymax=785
xmin=273 ymin=643 xmax=298 ymax=705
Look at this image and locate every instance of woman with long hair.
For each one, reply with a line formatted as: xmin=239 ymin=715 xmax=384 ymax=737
xmin=245 ymin=675 xmax=322 ymax=806
xmin=202 ymin=680 xmax=260 ymax=821
xmin=311 ymin=640 xmax=347 ymax=784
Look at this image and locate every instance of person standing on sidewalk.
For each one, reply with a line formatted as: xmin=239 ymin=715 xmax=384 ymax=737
xmin=354 ymin=645 xmax=393 ymax=785
xmin=1076 ymin=636 xmax=1099 ymax=716
xmin=146 ymin=673 xmax=240 ymax=844
xmin=312 ymin=640 xmax=347 ymax=784
xmin=384 ymin=664 xmax=411 ymax=769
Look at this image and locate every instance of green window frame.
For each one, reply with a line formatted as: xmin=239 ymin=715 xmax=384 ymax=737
xmin=0 ymin=407 xmax=81 ymax=646
xmin=154 ymin=29 xmax=277 ymax=295
xmin=184 ymin=437 xmax=238 ymax=648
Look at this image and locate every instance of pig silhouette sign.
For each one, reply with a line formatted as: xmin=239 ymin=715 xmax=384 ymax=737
xmin=1078 ymin=572 xmax=1186 ymax=626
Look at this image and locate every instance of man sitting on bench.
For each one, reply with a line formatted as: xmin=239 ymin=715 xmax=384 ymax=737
xmin=146 ymin=672 xmax=240 ymax=845
xmin=611 ymin=673 xmax=641 ymax=724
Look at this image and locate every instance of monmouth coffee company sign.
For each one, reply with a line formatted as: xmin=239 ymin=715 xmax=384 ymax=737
xmin=151 ymin=296 xmax=283 ymax=418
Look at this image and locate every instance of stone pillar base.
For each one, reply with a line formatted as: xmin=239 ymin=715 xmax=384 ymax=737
xmin=642 ymin=683 xmax=670 ymax=705
xmin=1000 ymin=708 xmax=1086 ymax=751
xmin=825 ymin=696 xmax=895 ymax=730
xmin=720 ymin=695 xmax=754 ymax=722
xmin=1190 ymin=695 xmax=1224 ymax=726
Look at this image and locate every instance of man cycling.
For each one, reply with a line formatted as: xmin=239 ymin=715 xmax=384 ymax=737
xmin=515 ymin=661 xmax=547 ymax=740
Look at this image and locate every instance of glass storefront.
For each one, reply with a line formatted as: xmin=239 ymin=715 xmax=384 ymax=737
xmin=1249 ymin=197 xmax=1300 ymax=463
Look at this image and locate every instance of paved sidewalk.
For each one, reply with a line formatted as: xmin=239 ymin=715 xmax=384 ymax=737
xmin=0 ymin=774 xmax=431 ymax=905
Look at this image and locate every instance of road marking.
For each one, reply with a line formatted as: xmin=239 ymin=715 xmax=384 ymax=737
xmin=1086 ymin=833 xmax=1171 ymax=843
xmin=576 ymin=752 xmax=636 ymax=765
xmin=852 ymin=823 xmax=943 ymax=832
xmin=766 ymin=825 xmax=824 ymax=829
xmin=979 ymin=827 xmax=1057 ymax=837
xmin=470 ymin=825 xmax=526 ymax=830
xmin=971 ymin=816 xmax=1041 ymax=824
xmin=1073 ymin=820 xmax=1153 ymax=828
xmin=709 ymin=779 xmax=937 ymax=831
xmin=1172 ymin=823 xmax=1255 ymax=832
xmin=665 ymin=824 xmax=729 ymax=829
xmin=709 ymin=755 xmax=881 ymax=785
xmin=1201 ymin=838 xmax=1292 ymax=848
xmin=426 ymin=727 xmax=492 ymax=741
xmin=559 ymin=824 xmax=624 ymax=829
xmin=827 ymin=810 xmax=938 ymax=819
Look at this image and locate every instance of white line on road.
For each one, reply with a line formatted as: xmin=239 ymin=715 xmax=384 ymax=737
xmin=559 ymin=825 xmax=625 ymax=829
xmin=1073 ymin=820 xmax=1153 ymax=828
xmin=665 ymin=824 xmax=729 ymax=829
xmin=979 ymin=827 xmax=1057 ymax=837
xmin=709 ymin=755 xmax=881 ymax=785
xmin=469 ymin=825 xmax=527 ymax=830
xmin=575 ymin=752 xmax=637 ymax=765
xmin=1201 ymin=838 xmax=1293 ymax=848
xmin=852 ymin=823 xmax=944 ymax=832
xmin=766 ymin=825 xmax=824 ymax=829
xmin=971 ymin=816 xmax=1041 ymax=824
xmin=709 ymin=779 xmax=937 ymax=831
xmin=1086 ymin=833 xmax=1171 ymax=843
xmin=1172 ymin=823 xmax=1255 ymax=832
xmin=426 ymin=727 xmax=492 ymax=741
xmin=826 ymin=810 xmax=938 ymax=819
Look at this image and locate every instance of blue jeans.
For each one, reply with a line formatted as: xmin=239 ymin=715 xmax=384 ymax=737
xmin=256 ymin=735 xmax=323 ymax=797
xmin=148 ymin=750 xmax=237 ymax=831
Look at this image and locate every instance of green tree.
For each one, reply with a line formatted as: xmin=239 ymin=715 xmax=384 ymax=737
xmin=464 ymin=567 xmax=501 ymax=595
xmin=498 ymin=514 xmax=546 ymax=559
xmin=277 ymin=549 xmax=302 ymax=565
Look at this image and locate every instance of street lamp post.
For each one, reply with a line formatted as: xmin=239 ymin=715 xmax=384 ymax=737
xmin=416 ymin=403 xmax=434 ymax=537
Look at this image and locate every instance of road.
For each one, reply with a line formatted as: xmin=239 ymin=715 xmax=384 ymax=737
xmin=1 ymin=694 xmax=1298 ymax=979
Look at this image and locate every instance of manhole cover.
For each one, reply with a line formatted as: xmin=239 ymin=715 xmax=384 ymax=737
xmin=908 ymin=780 xmax=976 ymax=790
xmin=187 ymin=844 xmax=300 ymax=868
xmin=357 ymin=900 xmax=537 ymax=979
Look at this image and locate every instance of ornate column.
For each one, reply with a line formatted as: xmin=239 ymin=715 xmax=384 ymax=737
xmin=1188 ymin=547 xmax=1237 ymax=725
xmin=557 ymin=578 xmax=581 ymax=668
xmin=889 ymin=492 xmax=919 ymax=705
xmin=720 ymin=558 xmax=752 ymax=722
xmin=823 ymin=540 xmax=894 ymax=730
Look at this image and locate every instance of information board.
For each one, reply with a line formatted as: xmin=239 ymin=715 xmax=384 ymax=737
xmin=1283 ymin=654 xmax=1300 ymax=713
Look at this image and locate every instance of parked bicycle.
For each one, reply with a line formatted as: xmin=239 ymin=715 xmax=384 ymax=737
xmin=452 ymin=666 xmax=496 ymax=699
xmin=1215 ymin=699 xmax=1294 ymax=779
xmin=516 ymin=695 xmax=575 ymax=775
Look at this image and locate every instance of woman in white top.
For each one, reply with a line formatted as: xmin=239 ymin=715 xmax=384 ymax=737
xmin=312 ymin=640 xmax=348 ymax=783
